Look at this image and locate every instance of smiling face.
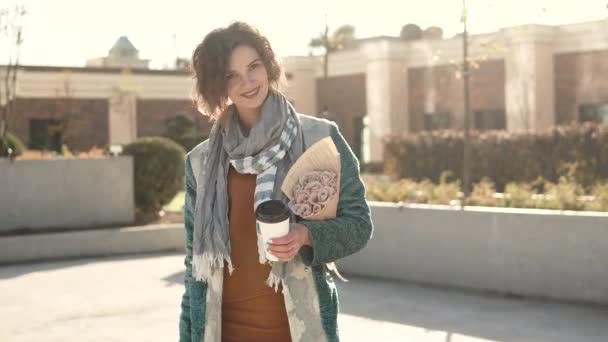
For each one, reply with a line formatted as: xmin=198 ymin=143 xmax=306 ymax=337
xmin=225 ymin=45 xmax=270 ymax=117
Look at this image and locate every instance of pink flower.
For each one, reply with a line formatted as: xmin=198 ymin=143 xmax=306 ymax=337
xmin=300 ymin=173 xmax=322 ymax=186
xmin=317 ymin=187 xmax=332 ymax=205
xmin=304 ymin=180 xmax=323 ymax=192
xmin=308 ymin=190 xmax=319 ymax=203
xmin=295 ymin=191 xmax=311 ymax=204
xmin=320 ymin=171 xmax=336 ymax=186
xmin=288 ymin=170 xmax=339 ymax=218
xmin=290 ymin=202 xmax=312 ymax=217
xmin=311 ymin=203 xmax=322 ymax=215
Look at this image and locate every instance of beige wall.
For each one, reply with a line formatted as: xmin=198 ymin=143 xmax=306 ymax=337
xmin=108 ymin=89 xmax=138 ymax=145
xmin=14 ymin=68 xmax=193 ymax=100
xmin=503 ymin=25 xmax=556 ymax=132
xmin=86 ymin=56 xmax=150 ymax=70
xmin=362 ymin=40 xmax=409 ymax=161
xmin=282 ymin=56 xmax=320 ymax=115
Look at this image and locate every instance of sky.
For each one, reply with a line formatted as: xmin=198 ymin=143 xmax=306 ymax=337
xmin=2 ymin=0 xmax=608 ymax=69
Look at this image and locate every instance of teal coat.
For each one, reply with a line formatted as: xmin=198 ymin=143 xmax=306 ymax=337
xmin=179 ymin=114 xmax=373 ymax=341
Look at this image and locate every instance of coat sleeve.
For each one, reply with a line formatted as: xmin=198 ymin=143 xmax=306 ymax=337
xmin=179 ymin=156 xmax=196 ymax=342
xmin=298 ymin=122 xmax=374 ymax=266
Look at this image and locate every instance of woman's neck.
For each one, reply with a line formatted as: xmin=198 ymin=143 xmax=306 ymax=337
xmin=236 ymin=106 xmax=261 ymax=130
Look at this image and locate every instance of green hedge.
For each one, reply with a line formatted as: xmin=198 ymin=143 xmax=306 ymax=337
xmin=122 ymin=137 xmax=186 ymax=217
xmin=384 ymin=123 xmax=608 ymax=192
xmin=162 ymin=115 xmax=208 ymax=152
xmin=0 ymin=132 xmax=26 ymax=157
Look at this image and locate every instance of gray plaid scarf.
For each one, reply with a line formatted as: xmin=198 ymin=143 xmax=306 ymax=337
xmin=192 ymin=90 xmax=304 ymax=287
xmin=230 ymin=115 xmax=298 ymax=210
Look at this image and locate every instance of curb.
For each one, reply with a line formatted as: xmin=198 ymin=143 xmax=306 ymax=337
xmin=0 ymin=224 xmax=186 ymax=265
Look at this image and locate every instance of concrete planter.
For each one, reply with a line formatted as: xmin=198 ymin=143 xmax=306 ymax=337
xmin=0 ymin=157 xmax=134 ymax=233
xmin=340 ymin=202 xmax=608 ymax=305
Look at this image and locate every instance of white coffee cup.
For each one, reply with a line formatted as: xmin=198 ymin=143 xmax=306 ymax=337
xmin=255 ymin=200 xmax=290 ymax=262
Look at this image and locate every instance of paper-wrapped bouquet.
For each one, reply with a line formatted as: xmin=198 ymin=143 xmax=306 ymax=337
xmin=282 ymin=136 xmax=347 ymax=281
xmin=281 ymin=136 xmax=341 ymax=220
xmin=281 ymin=137 xmax=347 ymax=281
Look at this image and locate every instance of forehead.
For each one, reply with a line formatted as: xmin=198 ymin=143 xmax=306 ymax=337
xmin=228 ymin=45 xmax=261 ymax=70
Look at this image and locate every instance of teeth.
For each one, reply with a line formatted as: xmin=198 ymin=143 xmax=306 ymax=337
xmin=242 ymin=88 xmax=259 ymax=97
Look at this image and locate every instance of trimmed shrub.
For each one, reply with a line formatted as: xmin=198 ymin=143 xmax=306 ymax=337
xmin=122 ymin=137 xmax=186 ymax=218
xmin=162 ymin=115 xmax=208 ymax=152
xmin=0 ymin=132 xmax=26 ymax=157
xmin=384 ymin=123 xmax=608 ymax=192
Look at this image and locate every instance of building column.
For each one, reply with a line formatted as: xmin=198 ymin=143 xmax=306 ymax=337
xmin=282 ymin=57 xmax=319 ymax=115
xmin=361 ymin=40 xmax=409 ymax=162
xmin=108 ymin=88 xmax=137 ymax=145
xmin=503 ymin=25 xmax=555 ymax=132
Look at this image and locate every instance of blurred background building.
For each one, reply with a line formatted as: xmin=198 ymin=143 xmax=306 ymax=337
xmin=4 ymin=19 xmax=608 ymax=162
xmin=2 ymin=36 xmax=209 ymax=153
xmin=283 ymin=19 xmax=608 ymax=162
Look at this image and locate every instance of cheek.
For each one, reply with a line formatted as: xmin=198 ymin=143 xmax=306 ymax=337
xmin=254 ymin=67 xmax=270 ymax=84
xmin=226 ymin=81 xmax=239 ymax=98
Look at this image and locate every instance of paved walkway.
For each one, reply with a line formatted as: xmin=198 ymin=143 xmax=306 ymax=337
xmin=1 ymin=253 xmax=607 ymax=341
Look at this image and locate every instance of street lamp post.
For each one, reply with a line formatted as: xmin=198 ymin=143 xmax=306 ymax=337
xmin=461 ymin=0 xmax=472 ymax=206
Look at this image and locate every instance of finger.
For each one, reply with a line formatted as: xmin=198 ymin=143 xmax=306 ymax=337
xmin=270 ymin=233 xmax=296 ymax=245
xmin=268 ymin=246 xmax=298 ymax=259
xmin=276 ymin=251 xmax=298 ymax=262
xmin=268 ymin=243 xmax=298 ymax=254
xmin=269 ymin=251 xmax=292 ymax=261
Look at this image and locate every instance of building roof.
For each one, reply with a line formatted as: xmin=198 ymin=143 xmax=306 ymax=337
xmin=5 ymin=64 xmax=191 ymax=76
xmin=110 ymin=36 xmax=139 ymax=56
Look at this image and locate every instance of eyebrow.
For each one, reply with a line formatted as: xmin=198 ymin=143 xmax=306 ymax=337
xmin=227 ymin=58 xmax=261 ymax=73
xmin=248 ymin=58 xmax=261 ymax=66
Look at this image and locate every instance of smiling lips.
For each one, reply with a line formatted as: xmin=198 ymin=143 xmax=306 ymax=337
xmin=240 ymin=86 xmax=260 ymax=99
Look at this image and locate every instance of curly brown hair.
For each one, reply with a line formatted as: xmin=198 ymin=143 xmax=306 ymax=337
xmin=191 ymin=22 xmax=283 ymax=120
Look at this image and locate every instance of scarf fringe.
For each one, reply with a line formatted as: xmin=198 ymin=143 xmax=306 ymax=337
xmin=326 ymin=261 xmax=349 ymax=282
xmin=265 ymin=270 xmax=283 ymax=292
xmin=192 ymin=252 xmax=234 ymax=282
xmin=257 ymin=229 xmax=268 ymax=264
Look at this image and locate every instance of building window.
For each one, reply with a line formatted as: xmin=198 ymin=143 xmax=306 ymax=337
xmin=474 ymin=110 xmax=506 ymax=131
xmin=29 ymin=119 xmax=61 ymax=152
xmin=579 ymin=104 xmax=608 ymax=124
xmin=423 ymin=112 xmax=450 ymax=131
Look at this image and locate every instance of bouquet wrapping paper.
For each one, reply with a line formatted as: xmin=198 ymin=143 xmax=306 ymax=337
xmin=281 ymin=136 xmax=340 ymax=220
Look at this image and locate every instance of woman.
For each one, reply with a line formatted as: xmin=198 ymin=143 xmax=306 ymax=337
xmin=179 ymin=21 xmax=373 ymax=342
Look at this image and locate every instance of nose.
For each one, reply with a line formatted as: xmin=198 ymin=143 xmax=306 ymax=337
xmin=244 ymin=71 xmax=256 ymax=85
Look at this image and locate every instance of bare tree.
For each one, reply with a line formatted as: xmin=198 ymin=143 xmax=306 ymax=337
xmin=309 ymin=18 xmax=355 ymax=79
xmin=50 ymin=70 xmax=84 ymax=153
xmin=0 ymin=3 xmax=26 ymax=157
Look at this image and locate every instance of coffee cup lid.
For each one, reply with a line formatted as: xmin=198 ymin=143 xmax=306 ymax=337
xmin=255 ymin=200 xmax=290 ymax=223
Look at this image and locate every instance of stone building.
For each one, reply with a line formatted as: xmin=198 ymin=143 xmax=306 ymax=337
xmin=2 ymin=36 xmax=209 ymax=152
xmin=282 ymin=19 xmax=608 ymax=162
xmin=4 ymin=20 xmax=608 ymax=162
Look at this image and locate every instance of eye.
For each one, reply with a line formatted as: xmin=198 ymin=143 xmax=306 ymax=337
xmin=249 ymin=63 xmax=260 ymax=70
xmin=225 ymin=73 xmax=235 ymax=80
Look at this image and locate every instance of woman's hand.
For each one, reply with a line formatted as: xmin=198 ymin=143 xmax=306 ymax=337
xmin=267 ymin=223 xmax=312 ymax=262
